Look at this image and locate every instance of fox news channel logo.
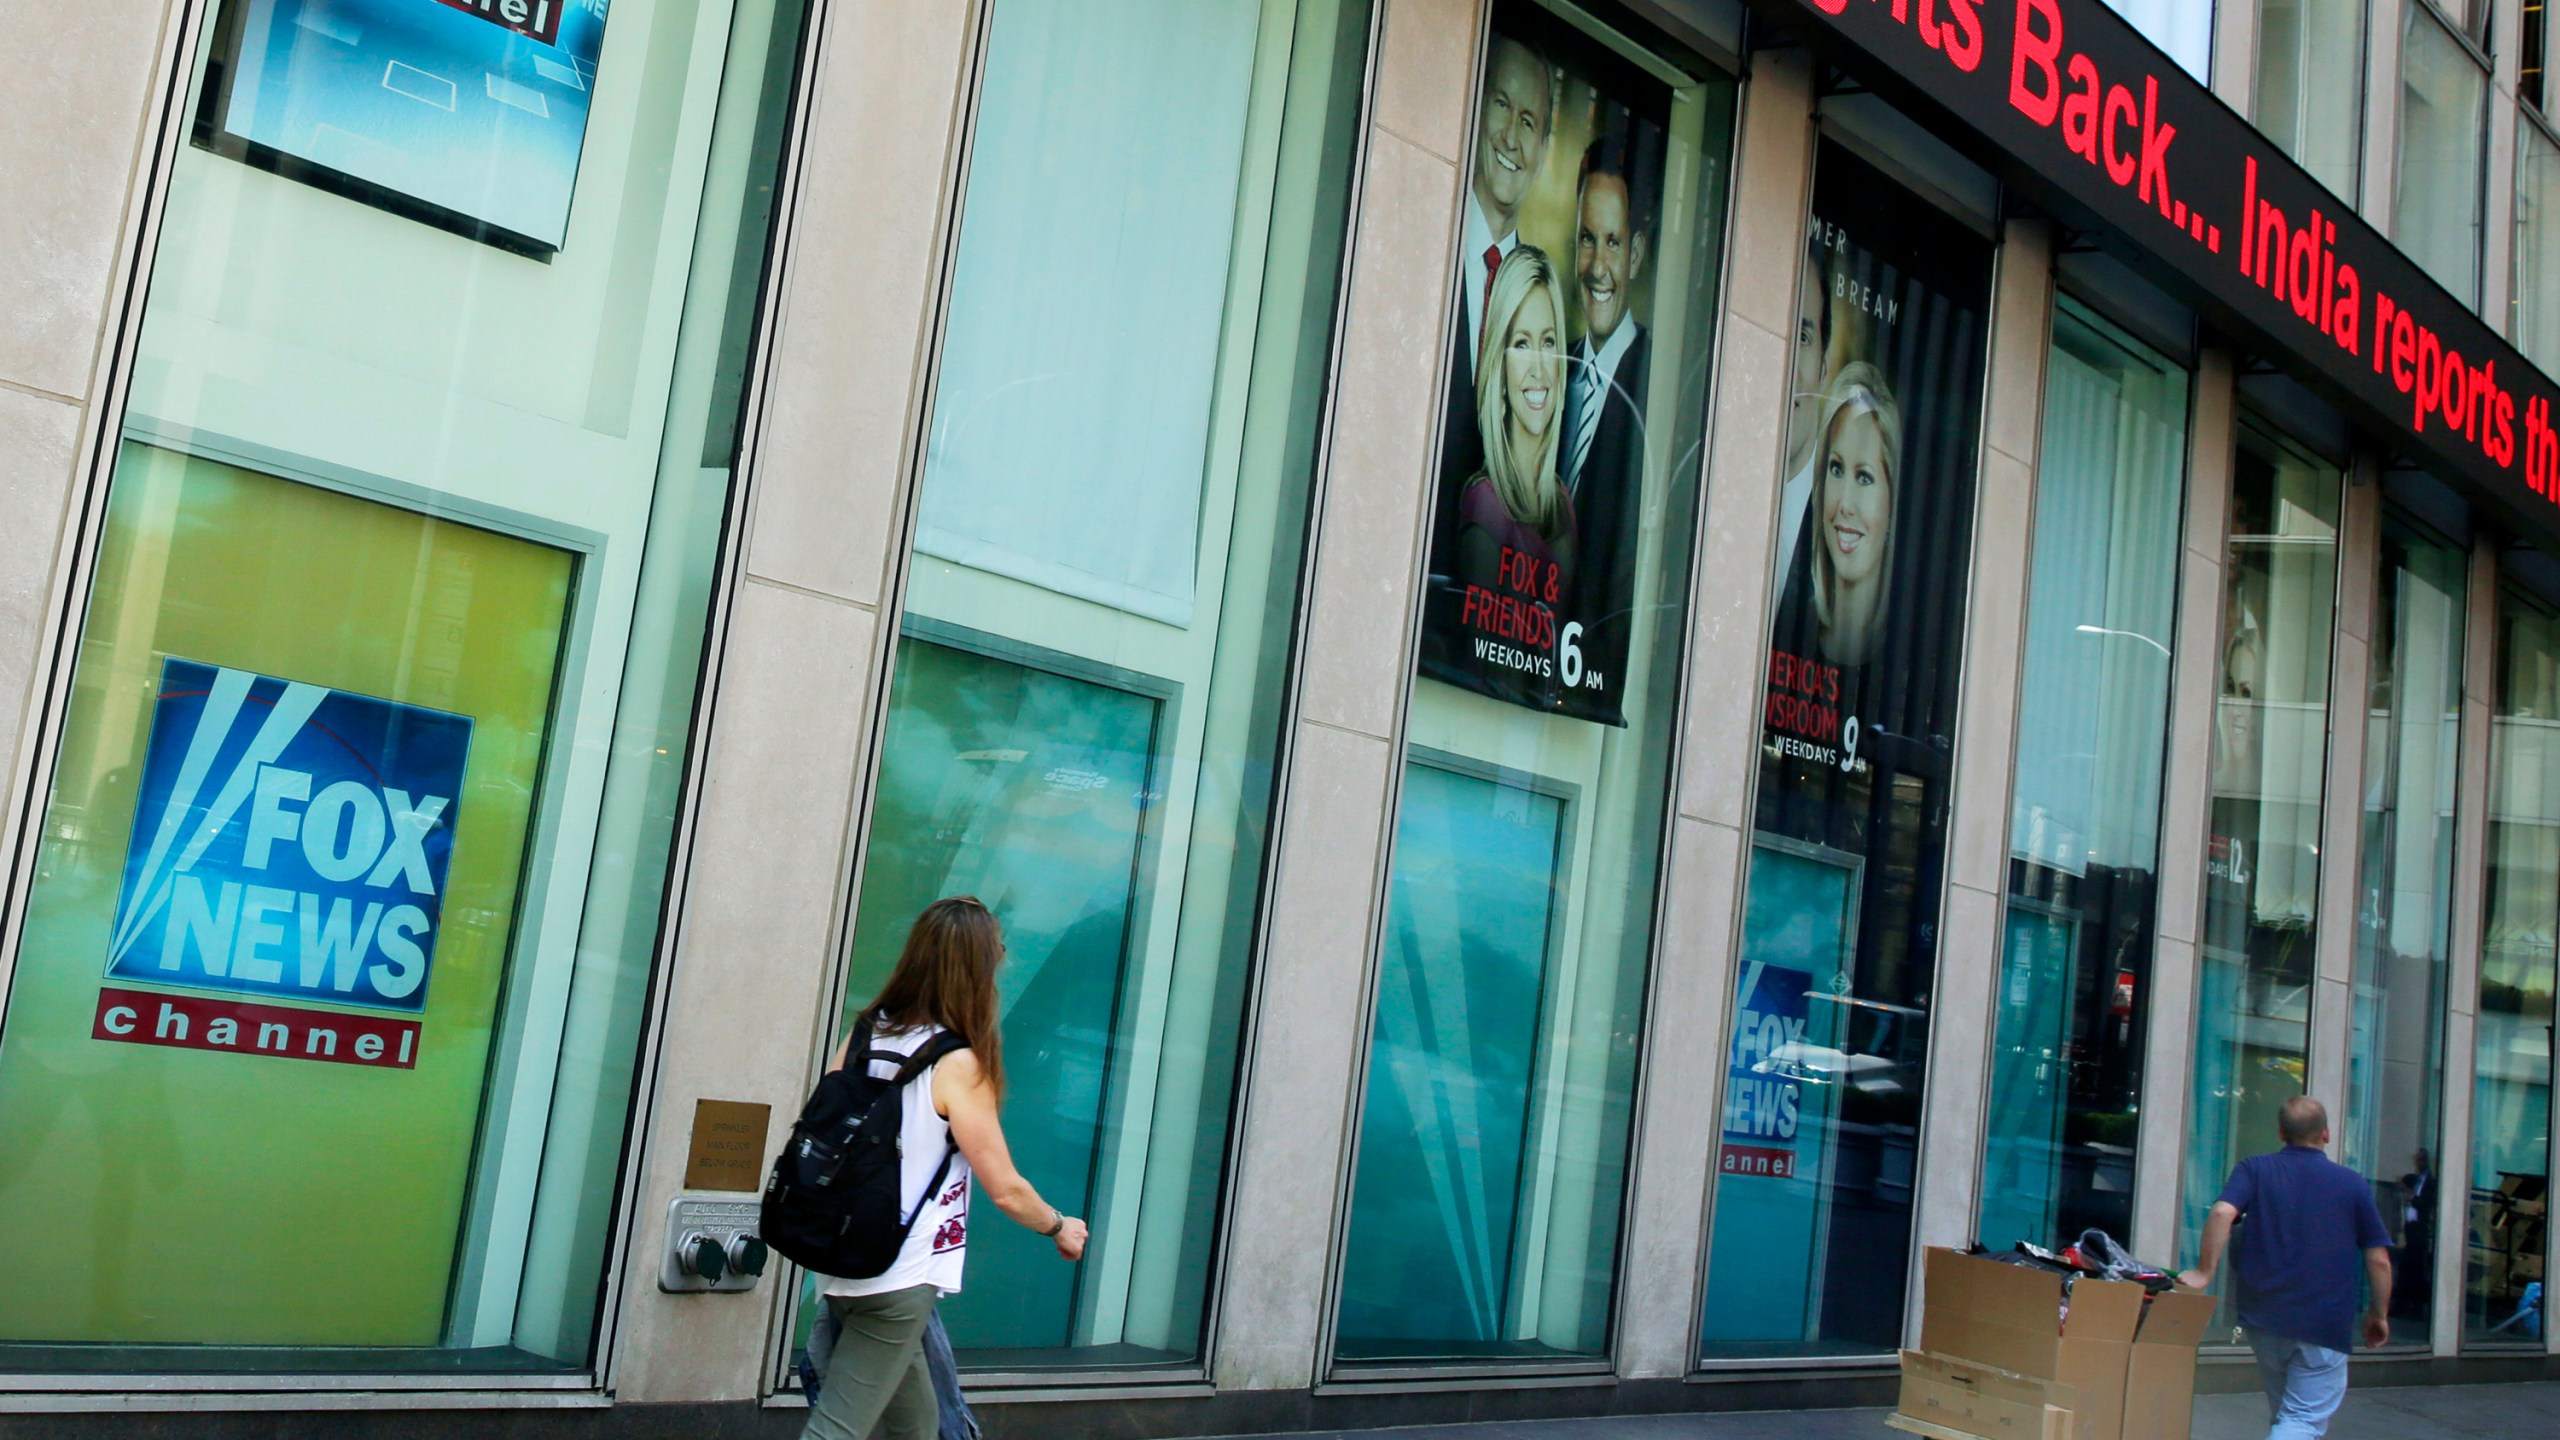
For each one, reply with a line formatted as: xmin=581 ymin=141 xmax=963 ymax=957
xmin=104 ymin=658 xmax=471 ymax=1014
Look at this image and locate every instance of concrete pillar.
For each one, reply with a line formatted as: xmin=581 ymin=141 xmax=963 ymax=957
xmin=1210 ymin=0 xmax=1477 ymax=1392
xmin=2305 ymin=460 xmax=2381 ymax=1142
xmin=2211 ymin=0 xmax=2262 ymax=114
xmin=0 ymin=0 xmax=198 ymax=1003
xmin=2432 ymin=530 xmax=2497 ymax=1354
xmin=1617 ymin=44 xmax=1816 ymax=1380
xmin=2132 ymin=347 xmax=2237 ymax=1265
xmin=611 ymin=0 xmax=986 ymax=1400
xmin=2362 ymin=0 xmax=2406 ymax=231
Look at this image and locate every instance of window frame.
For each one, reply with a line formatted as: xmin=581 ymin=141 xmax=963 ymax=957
xmin=0 ymin=0 xmax=827 ymax=1399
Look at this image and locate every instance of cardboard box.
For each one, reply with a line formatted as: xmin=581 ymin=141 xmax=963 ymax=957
xmin=1920 ymin=1249 xmax=2142 ymax=1440
xmin=1917 ymin=1249 xmax=2215 ymax=1440
xmin=1894 ymin=1350 xmax=2076 ymax=1440
xmin=2120 ymin=1289 xmax=2216 ymax=1440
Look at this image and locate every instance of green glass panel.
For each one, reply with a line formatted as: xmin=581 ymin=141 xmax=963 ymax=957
xmin=1699 ymin=841 xmax=1858 ymax=1349
xmin=1336 ymin=761 xmax=1562 ymax=1356
xmin=1978 ymin=302 xmax=2186 ymax=1259
xmin=1980 ymin=904 xmax=2084 ymax=1254
xmin=2467 ymin=581 xmax=2558 ymax=1346
xmin=842 ymin=634 xmax=1160 ymax=1353
xmin=2183 ymin=424 xmax=2342 ymax=1288
xmin=2344 ymin=510 xmax=2466 ymax=1345
xmin=1337 ymin=0 xmax=1737 ymax=1370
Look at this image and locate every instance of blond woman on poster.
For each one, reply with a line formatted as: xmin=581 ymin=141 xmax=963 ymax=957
xmin=1807 ymin=361 xmax=1902 ymax=667
xmin=1455 ymin=246 xmax=1578 ymax=610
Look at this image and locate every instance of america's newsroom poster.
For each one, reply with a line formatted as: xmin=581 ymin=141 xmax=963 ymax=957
xmin=1704 ymin=141 xmax=1991 ymax=1351
xmin=1417 ymin=2 xmax=1671 ymax=726
xmin=1759 ymin=142 xmax=1992 ymax=865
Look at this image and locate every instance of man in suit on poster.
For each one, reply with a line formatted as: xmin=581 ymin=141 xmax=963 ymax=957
xmin=1773 ymin=243 xmax=1834 ymax=600
xmin=1436 ymin=37 xmax=1555 ymax=568
xmin=1559 ymin=132 xmax=1652 ymax=711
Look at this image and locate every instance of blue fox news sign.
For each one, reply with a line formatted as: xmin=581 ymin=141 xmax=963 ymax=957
xmin=105 ymin=658 xmax=471 ymax=1014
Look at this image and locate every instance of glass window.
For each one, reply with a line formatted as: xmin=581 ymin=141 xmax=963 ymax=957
xmin=1978 ymin=301 xmax=2189 ymax=1259
xmin=2468 ymin=578 xmax=2558 ymax=1347
xmin=2181 ymin=424 xmax=2343 ymax=1272
xmin=2256 ymin=0 xmax=2368 ymax=199
xmin=2517 ymin=118 xmax=2560 ymax=374
xmin=2105 ymin=0 xmax=2215 ymax=80
xmin=0 ymin=0 xmax=809 ymax=1373
xmin=1331 ymin=0 xmax=1736 ymax=1367
xmin=2525 ymin=0 xmax=2549 ymax=111
xmin=2396 ymin=3 xmax=2491 ymax=305
xmin=1698 ymin=140 xmax=1995 ymax=1362
xmin=813 ymin=0 xmax=1372 ymax=1375
xmin=2343 ymin=507 xmax=2467 ymax=1347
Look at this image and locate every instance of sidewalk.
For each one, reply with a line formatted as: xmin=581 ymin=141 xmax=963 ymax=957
xmin=1252 ymin=1382 xmax=2560 ymax=1440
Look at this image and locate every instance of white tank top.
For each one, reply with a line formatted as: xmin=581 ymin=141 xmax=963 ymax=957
xmin=821 ymin=1023 xmax=972 ymax=1298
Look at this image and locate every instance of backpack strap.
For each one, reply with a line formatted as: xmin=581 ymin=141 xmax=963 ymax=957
xmin=905 ymin=1144 xmax=962 ymax=1230
xmin=839 ymin=1011 xmax=877 ymax=1074
xmin=888 ymin=1030 xmax=972 ymax=1228
xmin=854 ymin=1027 xmax=969 ymax=1084
xmin=897 ymin=1029 xmax=971 ymax=1083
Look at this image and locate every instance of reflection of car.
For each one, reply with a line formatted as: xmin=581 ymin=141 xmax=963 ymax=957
xmin=1754 ymin=1043 xmax=1900 ymax=1096
xmin=1751 ymin=989 xmax=1925 ymax=1098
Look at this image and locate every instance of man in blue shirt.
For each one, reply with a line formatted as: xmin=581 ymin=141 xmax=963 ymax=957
xmin=2179 ymin=1097 xmax=2393 ymax=1439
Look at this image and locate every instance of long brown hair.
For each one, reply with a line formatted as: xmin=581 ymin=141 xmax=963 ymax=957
xmin=865 ymin=896 xmax=1005 ymax=1099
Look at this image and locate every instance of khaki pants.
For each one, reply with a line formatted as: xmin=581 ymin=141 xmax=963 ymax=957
xmin=802 ymin=1285 xmax=940 ymax=1440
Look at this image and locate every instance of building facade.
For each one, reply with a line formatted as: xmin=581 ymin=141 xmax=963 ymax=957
xmin=0 ymin=0 xmax=2553 ymax=1430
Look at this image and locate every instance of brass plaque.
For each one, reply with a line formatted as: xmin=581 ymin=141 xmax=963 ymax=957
xmin=683 ymin=1098 xmax=772 ymax=1192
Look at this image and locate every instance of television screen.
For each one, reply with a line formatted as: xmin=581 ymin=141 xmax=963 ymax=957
xmin=199 ymin=0 xmax=610 ymax=255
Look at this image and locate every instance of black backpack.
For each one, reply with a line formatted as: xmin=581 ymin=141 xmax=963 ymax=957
xmin=761 ymin=1013 xmax=969 ymax=1280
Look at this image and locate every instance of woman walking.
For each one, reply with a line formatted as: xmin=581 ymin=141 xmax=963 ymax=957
xmin=803 ymin=896 xmax=1087 ymax=1440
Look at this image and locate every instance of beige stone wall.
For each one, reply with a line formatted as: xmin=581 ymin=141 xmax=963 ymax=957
xmin=606 ymin=0 xmax=985 ymax=1401
xmin=10 ymin=0 xmax=2544 ymax=1409
xmin=0 ymin=0 xmax=192 ymax=952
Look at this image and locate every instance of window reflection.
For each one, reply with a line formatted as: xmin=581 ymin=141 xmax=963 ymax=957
xmin=818 ymin=0 xmax=1373 ymax=1374
xmin=2183 ymin=425 xmax=2342 ymax=1276
xmin=2516 ymin=120 xmax=2560 ymax=374
xmin=1335 ymin=0 xmax=1737 ymax=1368
xmin=1979 ymin=301 xmax=2188 ymax=1258
xmin=2468 ymin=580 xmax=2559 ymax=1346
xmin=2396 ymin=4 xmax=2489 ymax=304
xmin=2255 ymin=0 xmax=2367 ymax=197
xmin=2343 ymin=508 xmax=2467 ymax=1347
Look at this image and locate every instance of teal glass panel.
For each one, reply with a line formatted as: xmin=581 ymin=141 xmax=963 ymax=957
xmin=2182 ymin=424 xmax=2341 ymax=1279
xmin=1978 ymin=301 xmax=2186 ymax=1258
xmin=1698 ymin=139 xmax=1996 ymax=1362
xmin=844 ymin=632 xmax=1161 ymax=1352
xmin=2343 ymin=509 xmax=2466 ymax=1346
xmin=1979 ymin=903 xmax=2088 ymax=1255
xmin=811 ymin=0 xmax=1374 ymax=1377
xmin=1331 ymin=0 xmax=1736 ymax=1371
xmin=1336 ymin=762 xmax=1563 ymax=1354
xmin=2467 ymin=579 xmax=2558 ymax=1346
xmin=1699 ymin=840 xmax=1858 ymax=1347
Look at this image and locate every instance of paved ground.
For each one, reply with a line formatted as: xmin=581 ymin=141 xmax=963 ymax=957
xmin=2190 ymin=1379 xmax=2560 ymax=1437
xmin=1271 ymin=1381 xmax=2560 ymax=1440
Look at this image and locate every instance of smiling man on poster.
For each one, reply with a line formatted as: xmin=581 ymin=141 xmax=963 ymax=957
xmin=1442 ymin=38 xmax=1556 ymax=517
xmin=1561 ymin=133 xmax=1654 ymax=714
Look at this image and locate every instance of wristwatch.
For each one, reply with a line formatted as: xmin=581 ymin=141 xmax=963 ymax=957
xmin=1041 ymin=1208 xmax=1066 ymax=1238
